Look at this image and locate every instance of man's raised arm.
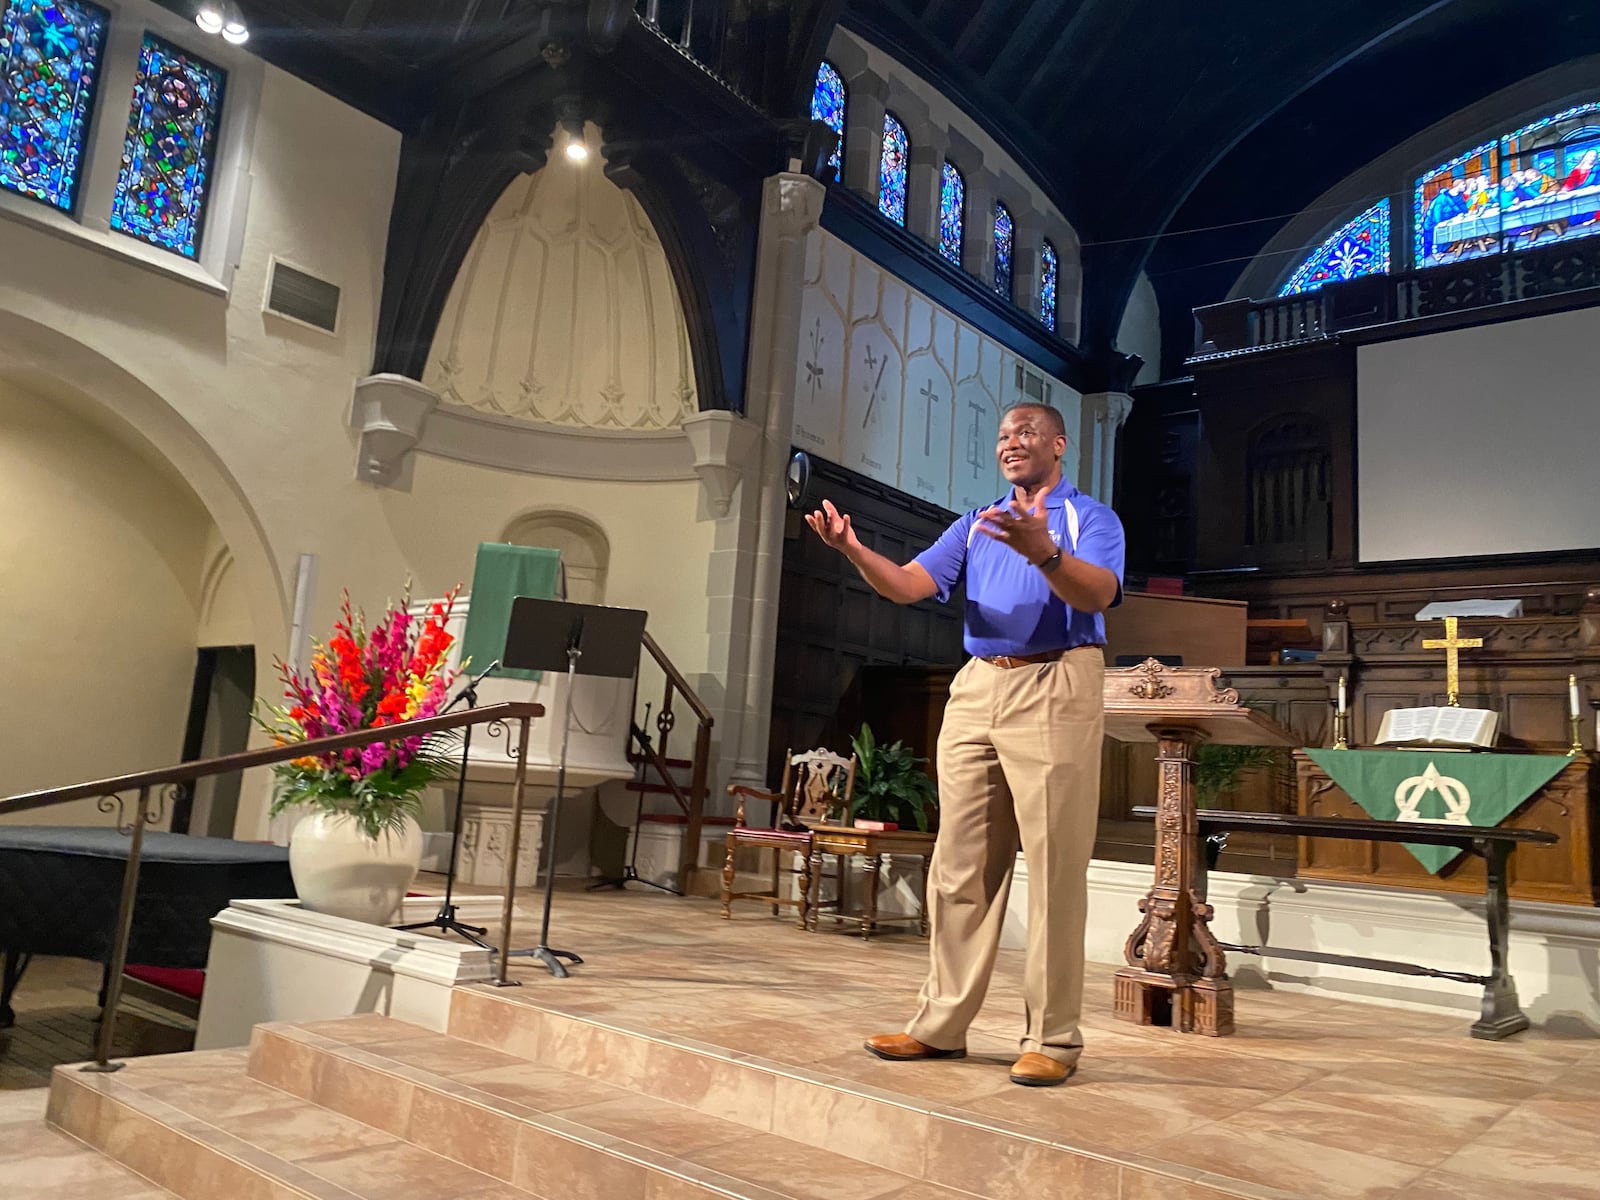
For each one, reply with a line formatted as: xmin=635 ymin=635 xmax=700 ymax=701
xmin=803 ymin=499 xmax=939 ymax=606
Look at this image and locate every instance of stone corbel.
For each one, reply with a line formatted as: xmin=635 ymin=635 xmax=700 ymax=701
xmin=350 ymin=374 xmax=440 ymax=487
xmin=681 ymin=410 xmax=764 ymax=518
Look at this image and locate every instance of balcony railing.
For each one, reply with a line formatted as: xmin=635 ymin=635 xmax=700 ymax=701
xmin=1192 ymin=234 xmax=1600 ymax=361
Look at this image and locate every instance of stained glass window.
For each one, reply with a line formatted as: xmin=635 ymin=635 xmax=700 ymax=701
xmin=994 ymin=202 xmax=1014 ymax=300
xmin=1414 ymin=102 xmax=1600 ymax=268
xmin=939 ymin=160 xmax=963 ymax=265
xmin=878 ymin=112 xmax=908 ymax=226
xmin=1040 ymin=239 xmax=1059 ymax=331
xmin=1281 ymin=199 xmax=1390 ymax=295
xmin=0 ymin=0 xmax=109 ymax=212
xmin=811 ymin=60 xmax=845 ymax=180
xmin=109 ymin=34 xmax=226 ymax=259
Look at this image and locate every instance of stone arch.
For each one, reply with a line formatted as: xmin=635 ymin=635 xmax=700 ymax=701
xmin=0 ymin=306 xmax=288 ymax=676
xmin=500 ymin=509 xmax=611 ymax=604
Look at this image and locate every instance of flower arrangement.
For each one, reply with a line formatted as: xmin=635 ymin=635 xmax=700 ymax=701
xmin=257 ymin=586 xmax=462 ymax=840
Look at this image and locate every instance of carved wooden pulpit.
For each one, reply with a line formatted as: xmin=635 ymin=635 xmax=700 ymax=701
xmin=1106 ymin=658 xmax=1298 ymax=1036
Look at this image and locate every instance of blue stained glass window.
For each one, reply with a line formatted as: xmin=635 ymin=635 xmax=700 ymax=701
xmin=1413 ymin=140 xmax=1496 ymax=268
xmin=878 ymin=112 xmax=908 ymax=226
xmin=994 ymin=202 xmax=1014 ymax=300
xmin=1281 ymin=199 xmax=1391 ymax=295
xmin=0 ymin=0 xmax=109 ymax=212
xmin=1040 ymin=239 xmax=1059 ymax=331
xmin=109 ymin=34 xmax=226 ymax=259
xmin=811 ymin=60 xmax=845 ymax=180
xmin=939 ymin=160 xmax=963 ymax=265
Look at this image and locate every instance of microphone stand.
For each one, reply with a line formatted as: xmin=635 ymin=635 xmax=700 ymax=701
xmin=587 ymin=702 xmax=679 ymax=895
xmin=396 ymin=659 xmax=500 ymax=947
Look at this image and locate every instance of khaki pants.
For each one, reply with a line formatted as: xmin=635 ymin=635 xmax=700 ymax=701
xmin=906 ymin=646 xmax=1105 ymax=1065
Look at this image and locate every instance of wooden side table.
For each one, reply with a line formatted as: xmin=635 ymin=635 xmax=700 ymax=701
xmin=804 ymin=825 xmax=936 ymax=938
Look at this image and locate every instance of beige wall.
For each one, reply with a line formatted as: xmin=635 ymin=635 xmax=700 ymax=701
xmin=0 ymin=380 xmax=212 ymax=823
xmin=0 ymin=52 xmax=725 ymax=838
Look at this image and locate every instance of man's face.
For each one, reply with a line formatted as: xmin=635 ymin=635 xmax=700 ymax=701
xmin=995 ymin=408 xmax=1065 ymax=488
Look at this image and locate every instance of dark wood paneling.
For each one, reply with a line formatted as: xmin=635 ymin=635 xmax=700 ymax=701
xmin=771 ymin=457 xmax=965 ymax=785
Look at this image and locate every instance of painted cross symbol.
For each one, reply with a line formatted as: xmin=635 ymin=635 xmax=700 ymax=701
xmin=804 ymin=320 xmax=826 ymax=401
xmin=919 ymin=379 xmax=941 ymax=456
xmin=966 ymin=398 xmax=988 ymax=478
xmin=861 ymin=345 xmax=887 ymax=429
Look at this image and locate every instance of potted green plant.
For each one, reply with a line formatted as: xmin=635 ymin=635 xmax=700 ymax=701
xmin=846 ymin=723 xmax=938 ymax=833
xmin=1193 ymin=741 xmax=1287 ymax=869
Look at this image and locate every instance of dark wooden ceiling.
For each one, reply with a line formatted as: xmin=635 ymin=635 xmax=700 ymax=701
xmin=842 ymin=0 xmax=1600 ymax=358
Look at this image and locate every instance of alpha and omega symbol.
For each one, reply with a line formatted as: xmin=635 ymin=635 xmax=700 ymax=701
xmin=1393 ymin=761 xmax=1472 ymax=825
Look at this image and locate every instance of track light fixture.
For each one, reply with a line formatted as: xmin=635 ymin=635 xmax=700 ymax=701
xmin=196 ymin=2 xmax=247 ymax=44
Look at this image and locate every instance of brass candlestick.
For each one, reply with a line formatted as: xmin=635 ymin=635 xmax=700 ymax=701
xmin=1333 ymin=674 xmax=1349 ymax=749
xmin=1570 ymin=675 xmax=1584 ymax=757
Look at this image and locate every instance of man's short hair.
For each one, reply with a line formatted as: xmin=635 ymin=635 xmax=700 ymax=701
xmin=1003 ymin=402 xmax=1066 ymax=441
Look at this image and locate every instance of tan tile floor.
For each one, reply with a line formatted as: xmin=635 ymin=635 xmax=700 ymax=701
xmin=1 ymin=875 xmax=1596 ymax=1200
xmin=471 ymin=881 xmax=1600 ymax=1200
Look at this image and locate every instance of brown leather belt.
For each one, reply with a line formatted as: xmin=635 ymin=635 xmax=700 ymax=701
xmin=980 ymin=649 xmax=1067 ymax=669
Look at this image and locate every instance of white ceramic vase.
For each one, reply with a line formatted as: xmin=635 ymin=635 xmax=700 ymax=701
xmin=289 ymin=810 xmax=423 ymax=925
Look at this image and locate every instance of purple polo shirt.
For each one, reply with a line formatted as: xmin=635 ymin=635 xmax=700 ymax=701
xmin=914 ymin=477 xmax=1125 ymax=658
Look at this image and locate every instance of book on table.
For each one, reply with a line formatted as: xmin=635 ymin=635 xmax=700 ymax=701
xmin=1374 ymin=706 xmax=1498 ymax=749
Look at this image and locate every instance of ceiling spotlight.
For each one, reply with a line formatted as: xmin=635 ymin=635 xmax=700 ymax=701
xmin=565 ymin=138 xmax=589 ymax=163
xmin=195 ymin=5 xmax=224 ymax=33
xmin=221 ymin=18 xmax=249 ymax=44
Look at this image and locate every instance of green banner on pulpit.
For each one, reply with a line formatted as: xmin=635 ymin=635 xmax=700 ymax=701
xmin=1304 ymin=749 xmax=1569 ymax=873
xmin=460 ymin=543 xmax=562 ymax=682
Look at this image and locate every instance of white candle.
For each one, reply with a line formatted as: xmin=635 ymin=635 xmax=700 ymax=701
xmin=1571 ymin=676 xmax=1581 ymax=721
xmin=1338 ymin=676 xmax=1347 ymax=714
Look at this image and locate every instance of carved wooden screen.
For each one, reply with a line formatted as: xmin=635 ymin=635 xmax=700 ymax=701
xmin=1245 ymin=414 xmax=1332 ymax=564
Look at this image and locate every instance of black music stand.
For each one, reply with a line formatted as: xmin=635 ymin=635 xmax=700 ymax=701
xmin=502 ymin=597 xmax=647 ymax=978
xmin=395 ymin=660 xmax=500 ymax=948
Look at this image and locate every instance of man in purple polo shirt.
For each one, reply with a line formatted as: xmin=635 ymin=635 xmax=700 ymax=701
xmin=804 ymin=401 xmax=1124 ymax=1087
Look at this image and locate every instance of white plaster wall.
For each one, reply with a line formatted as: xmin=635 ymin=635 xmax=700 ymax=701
xmin=793 ymin=229 xmax=1083 ymax=509
xmin=1115 ymin=273 xmax=1162 ymax=387
xmin=0 ymin=379 xmax=211 ymax=822
xmin=0 ymin=56 xmax=406 ymax=834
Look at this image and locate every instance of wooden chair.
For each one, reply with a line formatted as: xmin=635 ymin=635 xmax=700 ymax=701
xmin=720 ymin=748 xmax=856 ymax=926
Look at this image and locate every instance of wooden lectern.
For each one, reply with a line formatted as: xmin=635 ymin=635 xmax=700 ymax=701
xmin=1105 ymin=659 xmax=1298 ymax=1036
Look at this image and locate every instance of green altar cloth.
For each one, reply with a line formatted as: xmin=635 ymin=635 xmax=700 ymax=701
xmin=460 ymin=543 xmax=562 ymax=682
xmin=1304 ymin=748 xmax=1569 ymax=873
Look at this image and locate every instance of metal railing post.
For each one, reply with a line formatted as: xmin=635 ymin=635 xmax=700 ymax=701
xmin=494 ymin=716 xmax=533 ymax=987
xmin=83 ymin=786 xmax=150 ymax=1072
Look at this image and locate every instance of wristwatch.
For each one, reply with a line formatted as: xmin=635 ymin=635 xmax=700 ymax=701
xmin=1035 ymin=550 xmax=1063 ymax=574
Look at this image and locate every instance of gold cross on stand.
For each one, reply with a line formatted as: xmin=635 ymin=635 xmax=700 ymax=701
xmin=1421 ymin=616 xmax=1484 ymax=707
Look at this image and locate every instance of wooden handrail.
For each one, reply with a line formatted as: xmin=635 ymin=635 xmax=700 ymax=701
xmin=0 ymin=702 xmax=545 ymax=817
xmin=638 ymin=630 xmax=714 ymax=892
xmin=641 ymin=631 xmax=714 ymax=725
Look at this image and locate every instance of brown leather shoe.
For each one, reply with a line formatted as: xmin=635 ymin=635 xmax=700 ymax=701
xmin=863 ymin=1032 xmax=966 ymax=1061
xmin=1009 ymin=1052 xmax=1075 ymax=1086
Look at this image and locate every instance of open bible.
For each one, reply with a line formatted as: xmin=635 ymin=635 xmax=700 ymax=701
xmin=1375 ymin=706 xmax=1499 ymax=749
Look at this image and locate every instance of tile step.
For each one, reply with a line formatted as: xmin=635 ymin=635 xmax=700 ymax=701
xmin=248 ymin=1016 xmax=964 ymax=1200
xmin=46 ymin=1050 xmax=535 ymax=1200
xmin=445 ymin=987 xmax=1298 ymax=1200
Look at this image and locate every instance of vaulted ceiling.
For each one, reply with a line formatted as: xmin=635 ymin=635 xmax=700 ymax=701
xmin=841 ymin=0 xmax=1600 ymax=363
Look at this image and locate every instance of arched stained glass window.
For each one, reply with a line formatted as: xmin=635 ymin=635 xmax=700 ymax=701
xmin=1040 ymin=240 xmax=1059 ymax=331
xmin=939 ymin=160 xmax=963 ymax=265
xmin=110 ymin=34 xmax=226 ymax=259
xmin=810 ymin=60 xmax=845 ymax=179
xmin=0 ymin=0 xmax=109 ymax=212
xmin=878 ymin=112 xmax=908 ymax=226
xmin=994 ymin=202 xmax=1014 ymax=300
xmin=1412 ymin=101 xmax=1600 ymax=268
xmin=1280 ymin=199 xmax=1390 ymax=295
